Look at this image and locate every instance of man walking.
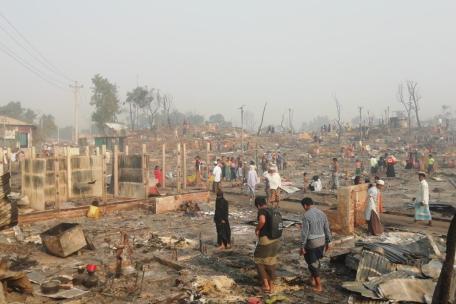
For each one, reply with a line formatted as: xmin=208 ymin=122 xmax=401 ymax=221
xmin=427 ymin=154 xmax=435 ymax=176
xmin=414 ymin=172 xmax=432 ymax=226
xmin=247 ymin=162 xmax=259 ymax=202
xmin=266 ymin=166 xmax=282 ymax=207
xmin=212 ymin=160 xmax=222 ymax=193
xmin=254 ymin=196 xmax=282 ymax=293
xmin=299 ymin=197 xmax=332 ymax=292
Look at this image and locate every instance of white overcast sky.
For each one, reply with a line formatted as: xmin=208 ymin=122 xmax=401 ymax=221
xmin=1 ymin=0 xmax=455 ymax=128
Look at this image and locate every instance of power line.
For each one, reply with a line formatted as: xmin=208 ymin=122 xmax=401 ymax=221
xmin=0 ymin=11 xmax=74 ymax=82
xmin=0 ymin=22 xmax=68 ymax=86
xmin=0 ymin=41 xmax=67 ymax=90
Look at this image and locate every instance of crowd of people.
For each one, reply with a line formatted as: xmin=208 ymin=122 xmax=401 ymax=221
xmin=208 ymin=146 xmax=436 ymax=294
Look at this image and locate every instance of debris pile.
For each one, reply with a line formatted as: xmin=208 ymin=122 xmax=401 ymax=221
xmin=341 ymin=232 xmax=448 ymax=303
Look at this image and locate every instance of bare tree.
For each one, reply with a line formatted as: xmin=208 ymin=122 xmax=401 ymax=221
xmin=334 ymin=96 xmax=343 ymax=143
xmin=257 ymin=102 xmax=267 ymax=136
xmin=407 ymin=80 xmax=422 ymax=128
xmin=161 ymin=93 xmax=173 ymax=128
xmin=397 ymin=83 xmax=413 ymax=135
xmin=145 ymin=88 xmax=160 ymax=130
xmin=280 ymin=112 xmax=285 ymax=132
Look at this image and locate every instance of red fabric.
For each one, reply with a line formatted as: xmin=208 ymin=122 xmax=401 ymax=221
xmin=149 ymin=186 xmax=160 ymax=196
xmin=387 ymin=156 xmax=397 ymax=165
xmin=154 ymin=169 xmax=163 ymax=185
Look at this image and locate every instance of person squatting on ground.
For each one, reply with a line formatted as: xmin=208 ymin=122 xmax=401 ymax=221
xmin=253 ymin=196 xmax=282 ymax=293
xmin=414 ymin=171 xmax=432 ymax=226
xmin=214 ymin=191 xmax=231 ymax=250
xmin=299 ymin=197 xmax=332 ymax=292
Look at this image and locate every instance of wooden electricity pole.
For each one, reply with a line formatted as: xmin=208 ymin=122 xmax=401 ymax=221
xmin=182 ymin=143 xmax=187 ymax=190
xmin=69 ymin=81 xmax=83 ymax=145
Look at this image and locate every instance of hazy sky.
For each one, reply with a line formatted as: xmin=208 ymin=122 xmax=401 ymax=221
xmin=1 ymin=1 xmax=455 ymax=129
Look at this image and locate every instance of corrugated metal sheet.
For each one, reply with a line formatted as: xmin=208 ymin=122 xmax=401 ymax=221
xmin=342 ymin=281 xmax=380 ymax=300
xmin=0 ymin=115 xmax=33 ymax=126
xmin=355 ymin=250 xmax=396 ymax=282
xmin=363 ymin=270 xmax=411 ymax=290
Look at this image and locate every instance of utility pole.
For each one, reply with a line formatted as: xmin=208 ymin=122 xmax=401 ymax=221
xmin=387 ymin=106 xmax=390 ymax=134
xmin=358 ymin=106 xmax=363 ymax=141
xmin=69 ymin=81 xmax=83 ymax=145
xmin=238 ymin=105 xmax=246 ymax=158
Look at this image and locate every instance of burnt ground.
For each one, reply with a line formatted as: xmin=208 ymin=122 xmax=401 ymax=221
xmin=1 ymin=190 xmax=362 ymax=304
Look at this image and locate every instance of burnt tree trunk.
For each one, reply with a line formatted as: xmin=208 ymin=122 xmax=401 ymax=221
xmin=256 ymin=102 xmax=267 ymax=136
xmin=432 ymin=214 xmax=456 ymax=304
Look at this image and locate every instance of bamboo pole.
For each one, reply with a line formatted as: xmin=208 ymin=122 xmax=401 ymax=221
xmin=113 ymin=145 xmax=119 ymax=197
xmin=142 ymin=144 xmax=148 ymax=199
xmin=162 ymin=144 xmax=166 ymax=188
xmin=65 ymin=147 xmax=71 ymax=200
xmin=54 ymin=157 xmax=60 ymax=211
xmin=183 ymin=143 xmax=187 ymax=190
xmin=101 ymin=145 xmax=107 ymax=202
xmin=177 ymin=143 xmax=181 ymax=193
xmin=206 ymin=142 xmax=210 ymax=190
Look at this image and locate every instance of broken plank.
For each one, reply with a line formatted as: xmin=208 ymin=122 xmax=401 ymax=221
xmin=152 ymin=255 xmax=185 ymax=271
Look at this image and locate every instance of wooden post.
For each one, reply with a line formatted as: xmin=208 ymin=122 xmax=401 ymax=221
xmin=95 ymin=146 xmax=100 ymax=156
xmin=84 ymin=146 xmax=89 ymax=156
xmin=125 ymin=145 xmax=129 ymax=155
xmin=113 ymin=145 xmax=119 ymax=197
xmin=142 ymin=144 xmax=148 ymax=199
xmin=65 ymin=147 xmax=72 ymax=200
xmin=54 ymin=157 xmax=60 ymax=211
xmin=206 ymin=142 xmax=210 ymax=190
xmin=6 ymin=148 xmax=11 ymax=175
xmin=31 ymin=147 xmax=36 ymax=159
xmin=162 ymin=144 xmax=166 ymax=188
xmin=101 ymin=145 xmax=107 ymax=202
xmin=183 ymin=143 xmax=187 ymax=190
xmin=0 ymin=148 xmax=3 ymax=176
xmin=177 ymin=143 xmax=181 ymax=193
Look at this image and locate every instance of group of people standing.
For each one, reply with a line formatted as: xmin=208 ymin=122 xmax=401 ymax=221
xmin=213 ymin=162 xmax=332 ymax=293
xmin=212 ymin=149 xmax=434 ymax=295
xmin=261 ymin=152 xmax=286 ymax=173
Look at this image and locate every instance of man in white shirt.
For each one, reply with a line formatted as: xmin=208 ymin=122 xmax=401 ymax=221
xmin=414 ymin=172 xmax=432 ymax=226
xmin=212 ymin=160 xmax=222 ymax=193
xmin=266 ymin=166 xmax=282 ymax=207
xmin=365 ymin=180 xmax=384 ymax=235
xmin=310 ymin=176 xmax=322 ymax=192
xmin=247 ymin=164 xmax=259 ymax=201
xmin=369 ymin=156 xmax=378 ymax=175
